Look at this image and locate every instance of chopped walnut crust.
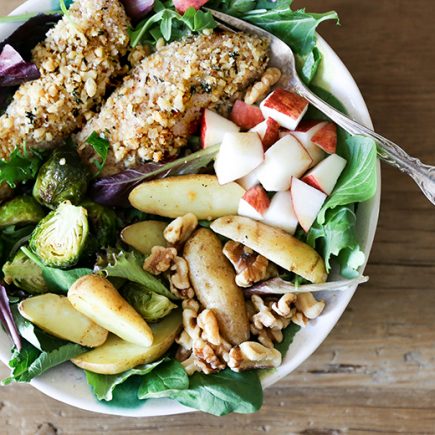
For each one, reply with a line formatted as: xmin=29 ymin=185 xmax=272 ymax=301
xmin=223 ymin=241 xmax=278 ymax=287
xmin=164 ymin=213 xmax=198 ymax=246
xmin=76 ymin=31 xmax=269 ymax=176
xmin=0 ymin=0 xmax=130 ymax=159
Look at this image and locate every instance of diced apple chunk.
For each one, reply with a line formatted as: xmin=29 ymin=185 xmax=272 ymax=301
xmin=238 ymin=185 xmax=270 ymax=221
xmin=260 ymin=89 xmax=309 ymax=130
xmin=249 ymin=118 xmax=280 ymax=150
xmin=256 ymin=135 xmax=312 ymax=191
xmin=214 ymin=132 xmax=264 ymax=185
xmin=302 ymin=153 xmax=347 ymax=195
xmin=263 ymin=191 xmax=298 ymax=235
xmin=231 ymin=100 xmax=264 ymax=130
xmin=291 ymin=178 xmax=327 ymax=232
xmin=237 ymin=168 xmax=260 ymax=191
xmin=201 ymin=109 xmax=240 ymax=148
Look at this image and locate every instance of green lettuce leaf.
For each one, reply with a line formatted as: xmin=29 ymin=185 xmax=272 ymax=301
xmin=307 ymin=206 xmax=365 ymax=278
xmin=85 ymin=359 xmax=168 ymax=401
xmin=274 ymin=323 xmax=300 ymax=357
xmin=101 ymin=250 xmax=175 ymax=300
xmin=299 ymin=47 xmax=322 ymax=84
xmin=317 ymin=135 xmax=377 ymax=224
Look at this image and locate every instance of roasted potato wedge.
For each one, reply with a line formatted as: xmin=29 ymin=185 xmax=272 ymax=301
xmin=18 ymin=294 xmax=108 ymax=347
xmin=68 ymin=275 xmax=153 ymax=347
xmin=184 ymin=228 xmax=249 ymax=345
xmin=128 ymin=174 xmax=245 ymax=220
xmin=210 ymin=216 xmax=327 ymax=284
xmin=71 ymin=310 xmax=182 ymax=374
xmin=121 ymin=220 xmax=167 ymax=255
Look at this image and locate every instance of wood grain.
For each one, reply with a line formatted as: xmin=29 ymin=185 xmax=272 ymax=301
xmin=1 ymin=0 xmax=435 ymax=433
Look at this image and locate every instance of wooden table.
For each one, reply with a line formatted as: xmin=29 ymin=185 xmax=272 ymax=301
xmin=1 ymin=0 xmax=434 ymax=433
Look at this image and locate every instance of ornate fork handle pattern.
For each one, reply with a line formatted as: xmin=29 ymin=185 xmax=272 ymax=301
xmin=294 ymin=82 xmax=435 ymax=205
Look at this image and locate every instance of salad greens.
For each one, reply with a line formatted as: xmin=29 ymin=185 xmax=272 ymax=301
xmin=86 ymin=132 xmax=110 ymax=176
xmin=0 ymin=146 xmax=44 ymax=188
xmin=100 ymin=250 xmax=175 ymax=300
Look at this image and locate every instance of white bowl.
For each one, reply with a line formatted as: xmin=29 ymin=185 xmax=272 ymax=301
xmin=0 ymin=0 xmax=381 ymax=417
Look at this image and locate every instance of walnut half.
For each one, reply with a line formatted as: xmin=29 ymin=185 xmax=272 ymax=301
xmin=223 ymin=241 xmax=276 ymax=287
xmin=228 ymin=341 xmax=282 ymax=371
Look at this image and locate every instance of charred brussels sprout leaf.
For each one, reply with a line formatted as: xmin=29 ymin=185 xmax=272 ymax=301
xmin=2 ymin=250 xmax=48 ymax=294
xmin=121 ymin=282 xmax=177 ymax=323
xmin=33 ymin=147 xmax=90 ymax=209
xmin=81 ymin=200 xmax=119 ymax=252
xmin=0 ymin=196 xmax=45 ymax=228
xmin=29 ymin=201 xmax=89 ymax=268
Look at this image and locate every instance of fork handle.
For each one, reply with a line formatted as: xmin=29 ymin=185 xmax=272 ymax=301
xmin=295 ymin=83 xmax=435 ymax=206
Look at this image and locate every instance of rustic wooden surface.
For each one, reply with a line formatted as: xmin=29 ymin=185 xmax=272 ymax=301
xmin=1 ymin=0 xmax=435 ymax=433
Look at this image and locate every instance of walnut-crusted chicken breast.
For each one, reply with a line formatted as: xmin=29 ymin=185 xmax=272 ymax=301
xmin=0 ymin=0 xmax=130 ymax=160
xmin=76 ymin=31 xmax=270 ymax=176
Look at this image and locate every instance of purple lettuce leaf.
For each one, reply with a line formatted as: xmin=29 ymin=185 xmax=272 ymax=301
xmin=0 ymin=44 xmax=40 ymax=87
xmin=121 ymin=0 xmax=155 ymax=22
xmin=89 ymin=144 xmax=219 ymax=207
xmin=0 ymin=13 xmax=61 ymax=113
xmin=0 ymin=283 xmax=21 ymax=351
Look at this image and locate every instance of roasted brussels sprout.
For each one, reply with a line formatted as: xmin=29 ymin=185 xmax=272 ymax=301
xmin=81 ymin=200 xmax=119 ymax=251
xmin=121 ymin=282 xmax=177 ymax=323
xmin=29 ymin=201 xmax=89 ymax=268
xmin=33 ymin=148 xmax=91 ymax=209
xmin=2 ymin=250 xmax=48 ymax=294
xmin=0 ymin=196 xmax=45 ymax=228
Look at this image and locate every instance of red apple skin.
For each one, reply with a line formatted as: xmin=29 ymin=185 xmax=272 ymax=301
xmin=173 ymin=0 xmax=209 ymax=13
xmin=295 ymin=120 xmax=322 ymax=133
xmin=312 ymin=122 xmax=337 ymax=154
xmin=301 ymin=174 xmax=326 ymax=194
xmin=263 ymin=88 xmax=308 ymax=120
xmin=200 ymin=110 xmax=207 ymax=148
xmin=242 ymin=185 xmax=270 ymax=215
xmin=231 ymin=100 xmax=264 ymax=130
xmin=261 ymin=118 xmax=280 ymax=150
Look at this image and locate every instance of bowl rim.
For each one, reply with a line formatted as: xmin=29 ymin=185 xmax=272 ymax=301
xmin=0 ymin=0 xmax=381 ymax=417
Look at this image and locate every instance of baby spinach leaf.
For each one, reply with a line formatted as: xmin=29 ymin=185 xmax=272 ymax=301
xmin=308 ymin=206 xmax=365 ymax=277
xmin=137 ymin=359 xmax=189 ymax=399
xmin=101 ymin=250 xmax=175 ymax=300
xmin=139 ymin=367 xmax=263 ymax=416
xmin=274 ymin=323 xmax=300 ymax=358
xmin=21 ymin=246 xmax=92 ymax=293
xmin=317 ymin=135 xmax=377 ymax=224
xmin=85 ymin=358 xmax=167 ymax=401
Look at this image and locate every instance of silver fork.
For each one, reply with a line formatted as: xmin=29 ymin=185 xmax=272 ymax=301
xmin=208 ymin=9 xmax=435 ymax=206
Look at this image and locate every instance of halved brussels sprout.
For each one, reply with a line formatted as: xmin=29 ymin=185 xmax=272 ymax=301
xmin=29 ymin=201 xmax=89 ymax=268
xmin=121 ymin=282 xmax=177 ymax=323
xmin=33 ymin=147 xmax=90 ymax=209
xmin=81 ymin=200 xmax=119 ymax=252
xmin=2 ymin=249 xmax=48 ymax=294
xmin=0 ymin=196 xmax=45 ymax=228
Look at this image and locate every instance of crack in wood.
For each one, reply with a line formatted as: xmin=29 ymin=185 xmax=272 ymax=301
xmin=308 ymin=364 xmax=365 ymax=375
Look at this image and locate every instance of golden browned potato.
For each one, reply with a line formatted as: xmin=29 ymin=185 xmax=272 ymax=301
xmin=18 ymin=294 xmax=108 ymax=347
xmin=71 ymin=310 xmax=182 ymax=374
xmin=68 ymin=275 xmax=153 ymax=347
xmin=128 ymin=174 xmax=245 ymax=220
xmin=210 ymin=216 xmax=327 ymax=284
xmin=121 ymin=220 xmax=167 ymax=255
xmin=183 ymin=228 xmax=249 ymax=345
